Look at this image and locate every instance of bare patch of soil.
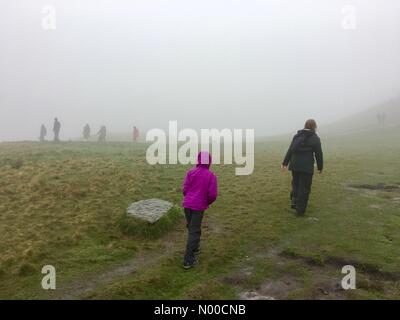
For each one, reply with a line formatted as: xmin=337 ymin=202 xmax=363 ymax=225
xmin=243 ymin=275 xmax=302 ymax=300
xmin=238 ymin=246 xmax=400 ymax=300
xmin=349 ymin=183 xmax=399 ymax=191
xmin=344 ymin=182 xmax=400 ymax=205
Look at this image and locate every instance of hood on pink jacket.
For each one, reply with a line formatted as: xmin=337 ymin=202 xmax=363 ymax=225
xmin=182 ymin=152 xmax=218 ymax=211
xmin=197 ymin=151 xmax=212 ymax=168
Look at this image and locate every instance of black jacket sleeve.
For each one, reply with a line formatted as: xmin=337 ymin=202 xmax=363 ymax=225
xmin=282 ymin=139 xmax=294 ymax=166
xmin=314 ymin=137 xmax=323 ymax=171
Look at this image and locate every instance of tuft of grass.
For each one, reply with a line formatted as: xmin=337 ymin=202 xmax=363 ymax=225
xmin=10 ymin=159 xmax=23 ymax=169
xmin=17 ymin=263 xmax=37 ymax=276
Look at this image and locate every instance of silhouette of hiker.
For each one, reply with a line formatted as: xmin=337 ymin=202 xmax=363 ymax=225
xmin=281 ymin=119 xmax=323 ymax=216
xmin=83 ymin=124 xmax=91 ymax=140
xmin=97 ymin=125 xmax=107 ymax=142
xmin=377 ymin=112 xmax=387 ymax=128
xmin=39 ymin=124 xmax=47 ymax=142
xmin=377 ymin=113 xmax=382 ymax=127
xmin=53 ymin=118 xmax=61 ymax=142
xmin=133 ymin=126 xmax=139 ymax=142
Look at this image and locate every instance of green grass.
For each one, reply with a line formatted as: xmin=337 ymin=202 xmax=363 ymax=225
xmin=0 ymin=127 xmax=399 ymax=299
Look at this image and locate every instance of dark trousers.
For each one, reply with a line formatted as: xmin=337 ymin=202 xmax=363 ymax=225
xmin=291 ymin=171 xmax=313 ymax=215
xmin=184 ymin=208 xmax=204 ymax=264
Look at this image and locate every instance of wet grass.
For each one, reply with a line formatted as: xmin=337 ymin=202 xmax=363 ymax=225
xmin=0 ymin=128 xmax=399 ymax=299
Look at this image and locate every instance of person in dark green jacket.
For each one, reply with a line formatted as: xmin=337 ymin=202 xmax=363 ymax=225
xmin=281 ymin=119 xmax=323 ymax=216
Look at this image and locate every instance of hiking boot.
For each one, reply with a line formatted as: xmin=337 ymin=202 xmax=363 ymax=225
xmin=182 ymin=261 xmax=194 ymax=270
xmin=194 ymin=248 xmax=201 ymax=256
xmin=183 ymin=258 xmax=197 ymax=270
xmin=290 ymin=196 xmax=297 ymax=209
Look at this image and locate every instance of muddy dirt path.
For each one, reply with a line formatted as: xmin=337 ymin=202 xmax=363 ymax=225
xmin=51 ymin=215 xmax=222 ymax=299
xmin=226 ymin=247 xmax=400 ymax=300
xmin=52 ymin=232 xmax=182 ymax=299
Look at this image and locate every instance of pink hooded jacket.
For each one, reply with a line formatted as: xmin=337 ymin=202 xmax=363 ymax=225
xmin=182 ymin=151 xmax=218 ymax=211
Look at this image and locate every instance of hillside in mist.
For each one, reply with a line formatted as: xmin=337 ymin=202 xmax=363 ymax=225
xmin=81 ymin=98 xmax=400 ymax=142
xmin=319 ymin=97 xmax=400 ymax=136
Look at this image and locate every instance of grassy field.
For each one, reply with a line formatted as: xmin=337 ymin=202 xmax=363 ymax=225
xmin=0 ymin=127 xmax=400 ymax=299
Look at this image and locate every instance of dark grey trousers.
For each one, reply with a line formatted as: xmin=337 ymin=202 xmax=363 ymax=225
xmin=291 ymin=171 xmax=313 ymax=215
xmin=184 ymin=208 xmax=204 ymax=264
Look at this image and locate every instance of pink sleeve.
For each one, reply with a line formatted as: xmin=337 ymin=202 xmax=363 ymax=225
xmin=207 ymin=174 xmax=218 ymax=205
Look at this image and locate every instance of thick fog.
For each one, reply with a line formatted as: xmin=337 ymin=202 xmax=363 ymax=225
xmin=1 ymin=0 xmax=400 ymax=141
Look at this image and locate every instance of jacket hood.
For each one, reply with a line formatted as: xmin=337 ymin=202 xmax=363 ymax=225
xmin=196 ymin=151 xmax=212 ymax=168
xmin=297 ymin=129 xmax=315 ymax=136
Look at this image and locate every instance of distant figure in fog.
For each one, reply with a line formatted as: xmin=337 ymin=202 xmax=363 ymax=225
xmin=97 ymin=125 xmax=107 ymax=142
xmin=83 ymin=124 xmax=91 ymax=140
xmin=133 ymin=126 xmax=140 ymax=142
xmin=39 ymin=124 xmax=47 ymax=142
xmin=281 ymin=119 xmax=323 ymax=216
xmin=377 ymin=112 xmax=386 ymax=128
xmin=53 ymin=118 xmax=61 ymax=142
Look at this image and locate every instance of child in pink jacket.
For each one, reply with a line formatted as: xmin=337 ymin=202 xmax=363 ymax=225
xmin=182 ymin=151 xmax=218 ymax=269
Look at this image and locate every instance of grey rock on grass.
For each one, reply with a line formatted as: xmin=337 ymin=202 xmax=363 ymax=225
xmin=126 ymin=199 xmax=173 ymax=224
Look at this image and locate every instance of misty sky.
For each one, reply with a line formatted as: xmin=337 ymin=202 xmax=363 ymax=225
xmin=1 ymin=0 xmax=400 ymax=141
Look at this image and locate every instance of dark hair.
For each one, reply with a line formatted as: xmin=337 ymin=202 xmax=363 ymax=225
xmin=304 ymin=119 xmax=317 ymax=131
